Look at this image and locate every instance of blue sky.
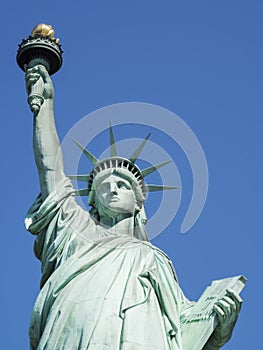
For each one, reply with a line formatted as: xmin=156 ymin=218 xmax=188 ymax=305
xmin=1 ymin=1 xmax=262 ymax=348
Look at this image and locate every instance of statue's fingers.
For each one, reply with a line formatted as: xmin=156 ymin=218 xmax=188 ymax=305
xmin=221 ymin=296 xmax=236 ymax=312
xmin=226 ymin=289 xmax=243 ymax=303
xmin=26 ymin=66 xmax=40 ymax=75
xmin=26 ymin=77 xmax=40 ymax=91
xmin=25 ymin=73 xmax=40 ymax=93
xmin=25 ymin=72 xmax=40 ymax=82
xmin=214 ymin=304 xmax=225 ymax=322
xmin=216 ymin=299 xmax=231 ymax=317
xmin=26 ymin=67 xmax=39 ymax=73
xmin=37 ymin=65 xmax=51 ymax=83
xmin=226 ymin=289 xmax=243 ymax=313
xmin=27 ymin=78 xmax=39 ymax=84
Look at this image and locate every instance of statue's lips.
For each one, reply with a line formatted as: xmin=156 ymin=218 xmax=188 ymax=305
xmin=108 ymin=197 xmax=120 ymax=202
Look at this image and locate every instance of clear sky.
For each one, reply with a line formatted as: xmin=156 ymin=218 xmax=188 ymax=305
xmin=1 ymin=1 xmax=262 ymax=348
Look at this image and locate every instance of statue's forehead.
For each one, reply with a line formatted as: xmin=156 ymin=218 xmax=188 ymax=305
xmin=99 ymin=174 xmax=130 ymax=185
xmin=93 ymin=168 xmax=135 ymax=187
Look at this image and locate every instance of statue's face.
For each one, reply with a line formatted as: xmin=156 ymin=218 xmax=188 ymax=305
xmin=94 ymin=174 xmax=138 ymax=218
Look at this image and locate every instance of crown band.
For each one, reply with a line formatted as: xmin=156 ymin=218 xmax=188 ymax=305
xmin=88 ymin=157 xmax=145 ymax=196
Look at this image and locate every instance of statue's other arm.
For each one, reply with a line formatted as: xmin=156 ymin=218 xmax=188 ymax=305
xmin=26 ymin=65 xmax=65 ymax=200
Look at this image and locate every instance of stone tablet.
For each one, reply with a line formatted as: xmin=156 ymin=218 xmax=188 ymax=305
xmin=181 ymin=275 xmax=247 ymax=350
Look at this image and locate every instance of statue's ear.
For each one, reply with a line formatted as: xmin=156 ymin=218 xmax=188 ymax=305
xmin=94 ymin=196 xmax=101 ymax=211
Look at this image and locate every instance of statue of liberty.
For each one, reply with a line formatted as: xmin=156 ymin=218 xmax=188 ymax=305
xmin=21 ymin=25 xmax=243 ymax=350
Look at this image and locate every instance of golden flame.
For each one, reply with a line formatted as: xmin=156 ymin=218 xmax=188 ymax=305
xmin=31 ymin=24 xmax=59 ymax=43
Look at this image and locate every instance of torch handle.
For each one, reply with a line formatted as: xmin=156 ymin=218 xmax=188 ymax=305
xmin=26 ymin=59 xmax=49 ymax=115
xmin=27 ymin=78 xmax=44 ymax=115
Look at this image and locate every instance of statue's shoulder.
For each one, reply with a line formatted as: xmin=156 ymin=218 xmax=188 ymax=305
xmin=142 ymin=241 xmax=178 ymax=281
xmin=142 ymin=241 xmax=171 ymax=260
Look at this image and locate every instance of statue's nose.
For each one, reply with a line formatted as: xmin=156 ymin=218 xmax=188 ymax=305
xmin=109 ymin=183 xmax=118 ymax=194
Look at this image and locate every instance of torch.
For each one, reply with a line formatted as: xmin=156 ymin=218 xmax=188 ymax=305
xmin=17 ymin=24 xmax=63 ymax=114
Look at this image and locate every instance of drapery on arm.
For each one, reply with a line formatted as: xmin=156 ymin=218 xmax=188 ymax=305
xmin=26 ymin=65 xmax=66 ymax=200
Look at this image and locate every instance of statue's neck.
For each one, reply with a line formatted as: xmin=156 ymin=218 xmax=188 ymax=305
xmin=99 ymin=214 xmax=135 ymax=236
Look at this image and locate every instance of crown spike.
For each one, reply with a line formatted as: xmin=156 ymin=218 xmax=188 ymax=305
xmin=129 ymin=133 xmax=151 ymax=163
xmin=73 ymin=139 xmax=98 ymax=166
xmin=109 ymin=123 xmax=118 ymax=157
xmin=68 ymin=174 xmax=90 ymax=182
xmin=141 ymin=160 xmax=172 ymax=177
xmin=145 ymin=184 xmax=179 ymax=192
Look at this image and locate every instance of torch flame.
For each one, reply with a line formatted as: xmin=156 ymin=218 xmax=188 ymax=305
xmin=31 ymin=24 xmax=60 ymax=43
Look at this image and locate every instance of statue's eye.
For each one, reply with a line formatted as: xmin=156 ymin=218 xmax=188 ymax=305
xmin=117 ymin=181 xmax=131 ymax=190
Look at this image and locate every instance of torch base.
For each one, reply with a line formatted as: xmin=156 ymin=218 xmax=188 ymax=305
xmin=17 ymin=35 xmax=63 ymax=75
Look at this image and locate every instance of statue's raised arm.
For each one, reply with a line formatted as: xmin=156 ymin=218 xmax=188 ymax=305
xmin=26 ymin=65 xmax=65 ymax=200
xmin=17 ymin=23 xmax=64 ymax=201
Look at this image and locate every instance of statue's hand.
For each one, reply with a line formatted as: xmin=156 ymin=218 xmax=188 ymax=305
xmin=212 ymin=289 xmax=243 ymax=347
xmin=25 ymin=65 xmax=54 ymax=100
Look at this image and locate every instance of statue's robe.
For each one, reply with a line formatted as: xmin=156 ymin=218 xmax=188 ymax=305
xmin=25 ymin=178 xmax=194 ymax=350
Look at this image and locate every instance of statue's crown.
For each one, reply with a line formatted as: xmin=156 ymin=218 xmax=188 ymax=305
xmin=68 ymin=124 xmax=178 ymax=198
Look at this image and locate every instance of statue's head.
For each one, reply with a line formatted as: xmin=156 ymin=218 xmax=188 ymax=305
xmin=86 ymin=164 xmax=149 ymax=240
xmin=94 ymin=172 xmax=138 ymax=219
xmin=88 ymin=164 xmax=146 ymax=220
xmin=70 ymin=126 xmax=177 ymax=240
